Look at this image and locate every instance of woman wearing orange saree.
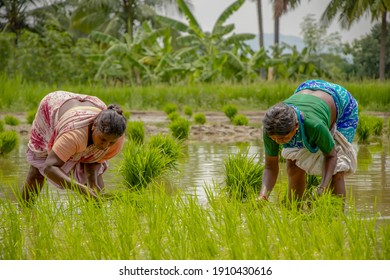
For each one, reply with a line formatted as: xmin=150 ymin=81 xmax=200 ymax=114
xmin=22 ymin=91 xmax=127 ymax=204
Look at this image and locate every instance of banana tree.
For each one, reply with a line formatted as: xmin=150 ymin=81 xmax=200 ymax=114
xmin=91 ymin=21 xmax=189 ymax=85
xmin=157 ymin=0 xmax=255 ymax=82
xmin=270 ymin=44 xmax=331 ymax=80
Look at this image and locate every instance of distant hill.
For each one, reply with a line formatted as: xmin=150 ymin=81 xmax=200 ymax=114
xmin=246 ymin=33 xmax=305 ymax=53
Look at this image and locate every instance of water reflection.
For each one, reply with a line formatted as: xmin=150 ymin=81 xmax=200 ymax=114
xmin=1 ymin=138 xmax=389 ymax=216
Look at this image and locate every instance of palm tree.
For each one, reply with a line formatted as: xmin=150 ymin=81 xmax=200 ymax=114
xmin=157 ymin=0 xmax=255 ymax=82
xmin=0 ymin=0 xmax=41 ymax=38
xmin=321 ymin=0 xmax=390 ymax=81
xmin=250 ymin=0 xmax=266 ymax=78
xmin=67 ymin=0 xmax=192 ymax=39
xmin=271 ymin=0 xmax=301 ymax=47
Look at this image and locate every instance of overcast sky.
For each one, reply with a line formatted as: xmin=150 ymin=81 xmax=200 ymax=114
xmin=186 ymin=0 xmax=376 ymax=43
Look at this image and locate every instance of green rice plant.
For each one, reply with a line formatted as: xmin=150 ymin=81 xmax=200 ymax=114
xmin=147 ymin=134 xmax=183 ymax=169
xmin=0 ymin=131 xmax=19 ymax=155
xmin=0 ymin=120 xmax=4 ymax=132
xmin=306 ymin=174 xmax=320 ymax=190
xmin=194 ymin=113 xmax=206 ymax=124
xmin=26 ymin=109 xmax=37 ymax=124
xmin=167 ymin=111 xmax=180 ymax=122
xmin=370 ymin=116 xmax=384 ymax=136
xmin=126 ymin=121 xmax=145 ymax=144
xmin=388 ymin=117 xmax=390 ymax=136
xmin=119 ymin=141 xmax=168 ymax=191
xmin=183 ymin=105 xmax=193 ymax=118
xmin=356 ymin=115 xmax=371 ymax=144
xmin=163 ymin=102 xmax=178 ymax=115
xmin=223 ymin=151 xmax=264 ymax=201
xmin=1 ymin=180 xmax=389 ymax=260
xmin=278 ymin=144 xmax=286 ymax=162
xmin=232 ymin=114 xmax=249 ymax=126
xmin=169 ymin=117 xmax=191 ymax=140
xmin=4 ymin=115 xmax=20 ymax=126
xmin=222 ymin=104 xmax=238 ymax=121
xmin=123 ymin=110 xmax=131 ymax=120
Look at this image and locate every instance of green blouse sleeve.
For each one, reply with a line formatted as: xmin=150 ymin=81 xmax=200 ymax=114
xmin=305 ymin=118 xmax=335 ymax=154
xmin=263 ymin=129 xmax=280 ymax=156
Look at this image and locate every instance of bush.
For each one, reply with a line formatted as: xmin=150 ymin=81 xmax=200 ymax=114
xmin=169 ymin=117 xmax=191 ymax=140
xmin=223 ymin=104 xmax=238 ymax=121
xmin=4 ymin=115 xmax=20 ymax=126
xmin=0 ymin=131 xmax=19 ymax=155
xmin=126 ymin=121 xmax=145 ymax=144
xmin=194 ymin=113 xmax=206 ymax=124
xmin=232 ymin=114 xmax=248 ymax=126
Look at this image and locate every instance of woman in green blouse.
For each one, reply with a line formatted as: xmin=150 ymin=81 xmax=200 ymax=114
xmin=258 ymin=80 xmax=358 ymax=202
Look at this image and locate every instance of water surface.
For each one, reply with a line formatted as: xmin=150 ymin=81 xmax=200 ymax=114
xmin=1 ymin=138 xmax=389 ymax=217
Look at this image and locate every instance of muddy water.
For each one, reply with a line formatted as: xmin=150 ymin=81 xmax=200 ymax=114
xmin=1 ymin=138 xmax=389 ymax=217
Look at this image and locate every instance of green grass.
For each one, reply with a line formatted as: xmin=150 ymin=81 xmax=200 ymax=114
xmin=0 ymin=183 xmax=388 ymax=260
xmin=1 ymin=75 xmax=389 ymax=112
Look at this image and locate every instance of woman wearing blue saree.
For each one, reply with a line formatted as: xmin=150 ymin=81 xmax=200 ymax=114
xmin=258 ymin=80 xmax=359 ymax=202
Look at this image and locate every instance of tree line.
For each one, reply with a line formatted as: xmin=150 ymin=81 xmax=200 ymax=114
xmin=0 ymin=0 xmax=389 ymax=86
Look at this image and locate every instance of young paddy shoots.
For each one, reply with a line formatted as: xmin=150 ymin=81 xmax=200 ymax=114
xmin=126 ymin=121 xmax=145 ymax=145
xmin=0 ymin=130 xmax=19 ymax=155
xmin=223 ymin=151 xmax=264 ymax=201
xmin=169 ymin=117 xmax=191 ymax=140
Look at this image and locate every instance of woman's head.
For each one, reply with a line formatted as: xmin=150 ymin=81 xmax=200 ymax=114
xmin=263 ymin=103 xmax=298 ymax=144
xmin=92 ymin=104 xmax=127 ymax=149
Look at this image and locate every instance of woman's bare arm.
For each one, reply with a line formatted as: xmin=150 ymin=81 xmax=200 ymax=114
xmin=43 ymin=151 xmax=98 ymax=198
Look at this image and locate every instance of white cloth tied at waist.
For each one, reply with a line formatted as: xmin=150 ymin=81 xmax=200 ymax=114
xmin=281 ymin=130 xmax=357 ymax=176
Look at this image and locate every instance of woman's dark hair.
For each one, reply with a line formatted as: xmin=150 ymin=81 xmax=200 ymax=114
xmin=263 ymin=103 xmax=297 ymax=136
xmin=95 ymin=104 xmax=127 ymax=136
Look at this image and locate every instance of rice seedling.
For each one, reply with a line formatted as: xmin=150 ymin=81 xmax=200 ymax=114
xmin=26 ymin=109 xmax=37 ymax=124
xmin=1 ymin=179 xmax=389 ymax=260
xmin=388 ymin=117 xmax=390 ymax=136
xmin=167 ymin=111 xmax=181 ymax=122
xmin=306 ymin=174 xmax=320 ymax=190
xmin=126 ymin=121 xmax=145 ymax=144
xmin=0 ymin=120 xmax=4 ymax=132
xmin=356 ymin=115 xmax=371 ymax=144
xmin=370 ymin=116 xmax=384 ymax=136
xmin=4 ymin=115 xmax=20 ymax=126
xmin=183 ymin=105 xmax=193 ymax=118
xmin=163 ymin=102 xmax=178 ymax=115
xmin=123 ymin=110 xmax=131 ymax=120
xmin=119 ymin=141 xmax=169 ymax=191
xmin=147 ymin=133 xmax=183 ymax=169
xmin=223 ymin=150 xmax=264 ymax=201
xmin=0 ymin=131 xmax=19 ymax=155
xmin=222 ymin=104 xmax=238 ymax=121
xmin=232 ymin=114 xmax=249 ymax=126
xmin=194 ymin=113 xmax=206 ymax=124
xmin=169 ymin=117 xmax=191 ymax=140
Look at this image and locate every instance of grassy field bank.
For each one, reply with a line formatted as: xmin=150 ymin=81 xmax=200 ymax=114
xmin=1 ymin=76 xmax=389 ymax=112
